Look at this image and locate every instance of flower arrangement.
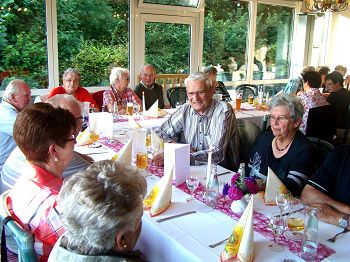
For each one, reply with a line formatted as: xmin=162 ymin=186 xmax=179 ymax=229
xmin=222 ymin=172 xmax=259 ymax=200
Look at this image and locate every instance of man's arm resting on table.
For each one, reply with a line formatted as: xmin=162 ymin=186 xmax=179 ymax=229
xmin=301 ymin=185 xmax=350 ymax=227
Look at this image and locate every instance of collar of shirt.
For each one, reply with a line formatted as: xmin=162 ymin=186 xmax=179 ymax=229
xmin=1 ymin=100 xmax=19 ymax=113
xmin=28 ymin=164 xmax=63 ymax=192
xmin=141 ymin=81 xmax=154 ymax=90
xmin=190 ymin=99 xmax=216 ymax=118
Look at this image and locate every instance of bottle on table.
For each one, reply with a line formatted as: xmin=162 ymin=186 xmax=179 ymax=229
xmin=300 ymin=207 xmax=318 ymax=261
xmin=206 ymin=164 xmax=219 ymax=207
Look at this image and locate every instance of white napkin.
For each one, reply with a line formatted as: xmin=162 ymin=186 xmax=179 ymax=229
xmin=145 ymin=100 xmax=159 ymax=118
xmin=151 ymin=129 xmax=162 ymax=153
xmin=114 ymin=138 xmax=132 ymax=165
xmin=128 ymin=117 xmax=142 ymax=129
xmin=264 ymin=167 xmax=288 ymax=205
xmin=76 ymin=128 xmax=93 ymax=146
xmin=221 ymin=197 xmax=254 ymax=262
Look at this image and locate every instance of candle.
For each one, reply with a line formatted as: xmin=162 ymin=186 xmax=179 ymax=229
xmin=142 ymin=91 xmax=146 ymax=116
xmin=206 ymin=145 xmax=213 ymax=188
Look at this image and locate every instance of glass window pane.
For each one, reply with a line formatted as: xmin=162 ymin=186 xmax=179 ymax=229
xmin=255 ymin=4 xmax=294 ymax=80
xmin=57 ymin=0 xmax=129 ymax=87
xmin=0 ymin=1 xmax=48 ymax=90
xmin=142 ymin=0 xmax=199 ymax=8
xmin=145 ymin=22 xmax=190 ymax=73
xmin=202 ymin=0 xmax=249 ymax=82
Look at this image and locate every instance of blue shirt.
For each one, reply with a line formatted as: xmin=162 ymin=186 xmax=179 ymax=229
xmin=0 ymin=101 xmax=18 ymax=172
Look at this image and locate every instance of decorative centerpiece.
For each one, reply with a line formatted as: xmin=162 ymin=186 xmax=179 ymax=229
xmin=223 ymin=172 xmax=259 ymax=214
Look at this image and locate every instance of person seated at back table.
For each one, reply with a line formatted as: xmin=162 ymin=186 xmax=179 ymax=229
xmin=0 ymin=79 xmax=31 ymax=173
xmin=316 ymin=65 xmax=330 ymax=93
xmin=1 ymin=94 xmax=92 ymax=193
xmin=283 ymin=65 xmax=315 ymax=95
xmin=48 ymin=68 xmax=99 ymax=111
xmin=152 ymin=71 xmax=239 ymax=172
xmin=325 ymin=71 xmax=350 ymax=131
xmin=103 ymin=67 xmax=142 ymax=114
xmin=246 ymin=93 xmax=317 ymax=197
xmin=48 ymin=160 xmax=147 ymax=261
xmin=297 ymin=71 xmax=329 ymax=134
xmin=8 ymin=103 xmax=77 ymax=261
xmin=203 ymin=66 xmax=231 ymax=101
xmin=301 ymin=145 xmax=350 ymax=229
xmin=134 ymin=64 xmax=165 ymax=110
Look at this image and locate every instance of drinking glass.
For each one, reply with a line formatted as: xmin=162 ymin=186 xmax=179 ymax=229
xmin=285 ymin=200 xmax=305 ymax=240
xmin=235 ymin=90 xmax=243 ymax=111
xmin=136 ymin=152 xmax=148 ymax=169
xmin=268 ymin=212 xmax=286 ymax=252
xmin=186 ymin=176 xmax=199 ymax=202
xmin=127 ymin=102 xmax=133 ymax=116
xmin=133 ymin=103 xmax=140 ymax=118
xmin=276 ymin=192 xmax=290 ymax=218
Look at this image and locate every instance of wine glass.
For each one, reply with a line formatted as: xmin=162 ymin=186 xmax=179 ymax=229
xmin=276 ymin=192 xmax=290 ymax=218
xmin=285 ymin=199 xmax=305 ymax=240
xmin=268 ymin=212 xmax=286 ymax=252
xmin=133 ymin=103 xmax=140 ymax=118
xmin=186 ymin=175 xmax=199 ymax=202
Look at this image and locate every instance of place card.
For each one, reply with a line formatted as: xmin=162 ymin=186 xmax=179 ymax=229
xmin=89 ymin=112 xmax=113 ymax=138
xmin=164 ymin=143 xmax=190 ymax=186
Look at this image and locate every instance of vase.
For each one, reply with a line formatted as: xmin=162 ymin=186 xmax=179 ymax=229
xmin=230 ymin=197 xmax=248 ymax=214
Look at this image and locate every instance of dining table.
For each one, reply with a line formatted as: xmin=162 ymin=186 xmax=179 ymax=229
xmin=76 ymin=136 xmax=349 ymax=262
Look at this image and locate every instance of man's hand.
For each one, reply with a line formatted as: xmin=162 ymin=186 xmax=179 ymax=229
xmin=310 ymin=203 xmax=342 ymax=226
xmin=151 ymin=151 xmax=164 ymax=167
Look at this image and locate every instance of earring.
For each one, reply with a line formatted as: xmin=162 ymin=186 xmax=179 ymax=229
xmin=54 ymin=157 xmax=58 ymax=162
xmin=123 ymin=244 xmax=127 ymax=249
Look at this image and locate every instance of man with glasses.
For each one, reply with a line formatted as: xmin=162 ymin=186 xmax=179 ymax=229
xmin=325 ymin=71 xmax=350 ymax=130
xmin=152 ymin=71 xmax=239 ymax=171
xmin=0 ymin=79 xmax=31 ymax=173
xmin=1 ymin=94 xmax=92 ymax=192
xmin=134 ymin=64 xmax=165 ymax=110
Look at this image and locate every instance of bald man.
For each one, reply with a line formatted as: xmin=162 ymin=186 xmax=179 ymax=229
xmin=0 ymin=79 xmax=31 ymax=172
xmin=134 ymin=64 xmax=165 ymax=110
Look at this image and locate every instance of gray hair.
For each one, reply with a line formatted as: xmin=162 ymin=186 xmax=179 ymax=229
xmin=58 ymin=160 xmax=147 ymax=255
xmin=46 ymin=94 xmax=80 ymax=109
xmin=184 ymin=71 xmax=212 ymax=90
xmin=203 ymin=66 xmax=218 ymax=75
xmin=269 ymin=93 xmax=304 ymax=122
xmin=109 ymin=67 xmax=129 ymax=86
xmin=141 ymin=64 xmax=156 ymax=74
xmin=62 ymin=68 xmax=81 ymax=80
xmin=2 ymin=79 xmax=27 ymax=102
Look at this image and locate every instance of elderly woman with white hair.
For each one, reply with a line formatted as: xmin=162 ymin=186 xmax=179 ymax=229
xmin=103 ymin=67 xmax=142 ymax=114
xmin=246 ymin=93 xmax=318 ymax=197
xmin=48 ymin=160 xmax=147 ymax=261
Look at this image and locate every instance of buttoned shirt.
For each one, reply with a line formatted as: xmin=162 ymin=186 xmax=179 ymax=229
xmin=298 ymin=88 xmax=329 ymax=134
xmin=0 ymin=101 xmax=18 ymax=172
xmin=157 ymin=100 xmax=239 ymax=171
xmin=8 ymin=164 xmax=64 ymax=261
xmin=103 ymin=86 xmax=141 ymax=109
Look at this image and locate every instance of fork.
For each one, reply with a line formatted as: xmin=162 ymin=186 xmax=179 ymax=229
xmin=209 ymin=237 xmax=229 ymax=248
xmin=327 ymin=228 xmax=350 ymax=243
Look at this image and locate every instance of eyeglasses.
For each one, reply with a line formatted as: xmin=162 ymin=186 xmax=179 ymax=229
xmin=63 ymin=134 xmax=76 ymax=143
xmin=268 ymin=115 xmax=293 ymax=123
xmin=187 ymin=91 xmax=207 ymax=97
xmin=326 ymin=81 xmax=334 ymax=86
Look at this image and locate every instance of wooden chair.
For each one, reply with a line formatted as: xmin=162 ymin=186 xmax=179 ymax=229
xmin=305 ymin=105 xmax=337 ymax=143
xmin=138 ymin=73 xmax=188 ymax=95
xmin=0 ymin=191 xmax=37 ymax=262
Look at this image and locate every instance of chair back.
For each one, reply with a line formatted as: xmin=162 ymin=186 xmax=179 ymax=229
xmin=236 ymin=84 xmax=257 ymax=102
xmin=166 ymin=87 xmax=187 ymax=108
xmin=237 ymin=119 xmax=261 ymax=164
xmin=0 ymin=191 xmax=37 ymax=262
xmin=305 ymin=105 xmax=337 ymax=143
xmin=92 ymin=90 xmax=105 ymax=111
xmin=307 ymin=137 xmax=334 ymax=168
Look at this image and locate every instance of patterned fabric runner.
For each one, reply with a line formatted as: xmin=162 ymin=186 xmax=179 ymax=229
xmin=99 ymin=138 xmax=335 ymax=261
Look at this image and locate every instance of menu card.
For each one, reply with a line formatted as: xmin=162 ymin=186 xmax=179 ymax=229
xmin=164 ymin=143 xmax=190 ymax=186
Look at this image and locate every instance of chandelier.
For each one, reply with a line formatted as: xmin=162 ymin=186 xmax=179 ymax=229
xmin=304 ymin=0 xmax=349 ymax=12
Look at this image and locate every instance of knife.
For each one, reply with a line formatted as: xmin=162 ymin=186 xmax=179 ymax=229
xmin=275 ymin=207 xmax=304 ymax=217
xmin=217 ymin=171 xmax=232 ymax=177
xmin=156 ymin=211 xmax=196 ymax=223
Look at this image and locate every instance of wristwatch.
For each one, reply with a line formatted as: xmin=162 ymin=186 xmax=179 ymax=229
xmin=338 ymin=214 xmax=350 ymax=229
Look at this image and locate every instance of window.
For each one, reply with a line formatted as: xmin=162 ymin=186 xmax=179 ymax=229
xmin=142 ymin=0 xmax=200 ymax=8
xmin=0 ymin=1 xmax=48 ymax=90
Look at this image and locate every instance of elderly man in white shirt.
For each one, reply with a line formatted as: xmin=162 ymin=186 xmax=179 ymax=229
xmin=152 ymin=71 xmax=239 ymax=171
xmin=0 ymin=79 xmax=31 ymax=172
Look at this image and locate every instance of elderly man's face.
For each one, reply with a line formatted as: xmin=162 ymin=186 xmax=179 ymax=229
xmin=62 ymin=102 xmax=83 ymax=136
xmin=63 ymin=73 xmax=80 ymax=95
xmin=13 ymin=83 xmax=31 ymax=111
xmin=141 ymin=66 xmax=156 ymax=87
xmin=186 ymin=80 xmax=213 ymax=115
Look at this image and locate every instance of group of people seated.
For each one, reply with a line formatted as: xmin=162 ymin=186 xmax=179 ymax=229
xmin=0 ymin=64 xmax=350 ymax=261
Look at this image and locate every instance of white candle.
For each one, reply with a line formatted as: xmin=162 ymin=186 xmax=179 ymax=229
xmin=206 ymin=145 xmax=213 ymax=188
xmin=142 ymin=91 xmax=146 ymax=116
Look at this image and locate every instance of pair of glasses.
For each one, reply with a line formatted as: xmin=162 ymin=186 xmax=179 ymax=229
xmin=268 ymin=115 xmax=293 ymax=123
xmin=187 ymin=91 xmax=207 ymax=97
xmin=63 ymin=134 xmax=76 ymax=143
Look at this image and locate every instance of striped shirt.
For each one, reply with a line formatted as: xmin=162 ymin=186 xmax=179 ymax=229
xmin=157 ymin=100 xmax=239 ymax=171
xmin=8 ymin=164 xmax=64 ymax=261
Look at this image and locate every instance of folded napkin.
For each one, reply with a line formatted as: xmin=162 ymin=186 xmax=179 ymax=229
xmin=221 ymin=197 xmax=254 ymax=262
xmin=264 ymin=167 xmax=288 ymax=205
xmin=111 ymin=138 xmax=132 ymax=164
xmin=143 ymin=166 xmax=173 ymax=217
xmin=144 ymin=100 xmax=159 ymax=118
xmin=76 ymin=128 xmax=93 ymax=146
xmin=128 ymin=117 xmax=141 ymax=129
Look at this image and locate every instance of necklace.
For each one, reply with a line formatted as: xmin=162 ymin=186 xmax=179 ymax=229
xmin=274 ymin=137 xmax=294 ymax=152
